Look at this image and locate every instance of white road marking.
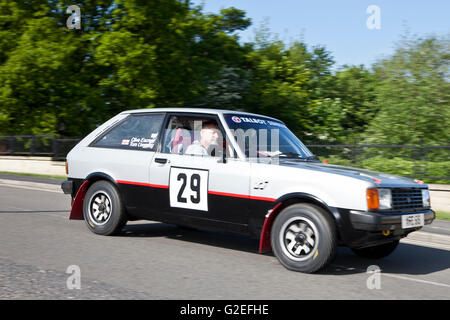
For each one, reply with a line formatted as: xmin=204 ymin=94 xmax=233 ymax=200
xmin=381 ymin=273 xmax=450 ymax=288
xmin=0 ymin=182 xmax=62 ymax=194
xmin=430 ymin=226 xmax=450 ymax=231
xmin=401 ymin=238 xmax=450 ymax=251
xmin=3 ymin=205 xmax=29 ymax=211
xmin=332 ymin=264 xmax=450 ymax=288
xmin=0 ymin=204 xmax=68 ymax=219
xmin=403 ymin=232 xmax=450 ymax=250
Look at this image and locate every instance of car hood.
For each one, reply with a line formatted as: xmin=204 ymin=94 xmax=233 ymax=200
xmin=277 ymin=160 xmax=424 ymax=187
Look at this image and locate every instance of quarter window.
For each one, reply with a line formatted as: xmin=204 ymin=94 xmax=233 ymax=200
xmin=93 ymin=114 xmax=164 ymax=150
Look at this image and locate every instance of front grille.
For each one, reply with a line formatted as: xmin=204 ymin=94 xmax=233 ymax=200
xmin=391 ymin=188 xmax=423 ymax=210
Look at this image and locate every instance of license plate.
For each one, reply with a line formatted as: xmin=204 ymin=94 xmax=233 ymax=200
xmin=401 ymin=214 xmax=424 ymax=229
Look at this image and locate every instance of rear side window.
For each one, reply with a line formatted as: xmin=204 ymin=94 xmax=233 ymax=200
xmin=93 ymin=114 xmax=164 ymax=151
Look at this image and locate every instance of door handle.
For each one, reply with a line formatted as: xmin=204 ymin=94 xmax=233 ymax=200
xmin=154 ymin=158 xmax=168 ymax=164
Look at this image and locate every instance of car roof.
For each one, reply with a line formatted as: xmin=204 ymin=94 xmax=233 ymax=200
xmin=121 ymin=107 xmax=281 ymax=122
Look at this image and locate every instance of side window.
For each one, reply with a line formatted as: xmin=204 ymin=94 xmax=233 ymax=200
xmin=162 ymin=115 xmax=226 ymax=157
xmin=93 ymin=114 xmax=164 ymax=151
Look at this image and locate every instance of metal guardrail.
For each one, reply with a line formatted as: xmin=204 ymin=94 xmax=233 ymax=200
xmin=0 ymin=135 xmax=449 ymax=180
xmin=307 ymin=143 xmax=450 ymax=180
xmin=0 ymin=135 xmax=80 ymax=161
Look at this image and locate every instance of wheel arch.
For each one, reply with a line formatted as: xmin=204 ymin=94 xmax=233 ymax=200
xmin=69 ymin=172 xmax=119 ymax=220
xmin=258 ymin=192 xmax=343 ymax=253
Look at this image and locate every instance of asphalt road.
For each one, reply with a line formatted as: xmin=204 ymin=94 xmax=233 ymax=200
xmin=0 ymin=180 xmax=449 ymax=300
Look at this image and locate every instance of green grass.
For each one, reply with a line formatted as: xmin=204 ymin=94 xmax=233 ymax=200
xmin=0 ymin=171 xmax=67 ymax=180
xmin=435 ymin=211 xmax=450 ymax=221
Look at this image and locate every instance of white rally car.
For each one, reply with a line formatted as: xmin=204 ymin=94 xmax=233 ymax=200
xmin=62 ymin=108 xmax=434 ymax=273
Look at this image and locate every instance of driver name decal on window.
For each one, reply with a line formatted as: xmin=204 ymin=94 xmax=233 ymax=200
xmin=129 ymin=137 xmax=153 ymax=149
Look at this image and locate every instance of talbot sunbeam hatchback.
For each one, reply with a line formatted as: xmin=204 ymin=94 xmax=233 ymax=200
xmin=62 ymin=108 xmax=435 ymax=273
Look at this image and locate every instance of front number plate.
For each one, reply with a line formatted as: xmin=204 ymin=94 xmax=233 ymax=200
xmin=401 ymin=214 xmax=424 ymax=229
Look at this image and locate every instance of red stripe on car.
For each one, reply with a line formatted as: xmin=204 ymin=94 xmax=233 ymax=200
xmin=208 ymin=191 xmax=275 ymax=202
xmin=116 ymin=180 xmax=169 ymax=189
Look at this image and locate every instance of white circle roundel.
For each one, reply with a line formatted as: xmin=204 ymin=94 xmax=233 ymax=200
xmin=231 ymin=116 xmax=241 ymax=123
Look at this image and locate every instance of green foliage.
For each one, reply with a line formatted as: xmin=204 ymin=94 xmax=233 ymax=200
xmin=309 ymin=98 xmax=347 ymax=142
xmin=361 ymin=156 xmax=414 ymax=177
xmin=0 ymin=0 xmax=448 ymax=161
xmin=244 ymin=40 xmax=312 ymax=136
xmin=320 ymin=155 xmax=352 ymax=167
xmin=435 ymin=211 xmax=450 ymax=221
xmin=323 ymin=155 xmax=450 ymax=184
xmin=424 ymin=161 xmax=450 ymax=184
xmin=0 ymin=0 xmax=252 ymax=136
xmin=332 ymin=65 xmax=377 ymax=133
xmin=364 ymin=35 xmax=450 ymax=145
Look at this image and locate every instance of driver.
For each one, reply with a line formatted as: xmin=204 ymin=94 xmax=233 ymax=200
xmin=185 ymin=120 xmax=220 ymax=156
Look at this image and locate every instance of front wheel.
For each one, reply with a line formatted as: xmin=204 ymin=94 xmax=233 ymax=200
xmin=271 ymin=203 xmax=337 ymax=273
xmin=351 ymin=240 xmax=399 ymax=259
xmin=83 ymin=180 xmax=127 ymax=236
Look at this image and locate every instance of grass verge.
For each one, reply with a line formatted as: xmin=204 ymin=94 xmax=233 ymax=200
xmin=435 ymin=211 xmax=450 ymax=221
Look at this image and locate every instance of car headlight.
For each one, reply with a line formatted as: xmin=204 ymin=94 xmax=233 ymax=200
xmin=421 ymin=189 xmax=430 ymax=208
xmin=367 ymin=188 xmax=392 ymax=210
xmin=378 ymin=189 xmax=392 ymax=209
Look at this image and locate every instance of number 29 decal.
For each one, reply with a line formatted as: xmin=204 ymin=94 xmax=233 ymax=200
xmin=169 ymin=167 xmax=209 ymax=211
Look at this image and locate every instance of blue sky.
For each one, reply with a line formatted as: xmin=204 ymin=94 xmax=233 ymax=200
xmin=193 ymin=0 xmax=450 ymax=68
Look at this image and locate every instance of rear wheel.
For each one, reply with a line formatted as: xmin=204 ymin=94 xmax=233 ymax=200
xmin=352 ymin=240 xmax=399 ymax=259
xmin=271 ymin=203 xmax=337 ymax=273
xmin=83 ymin=180 xmax=127 ymax=236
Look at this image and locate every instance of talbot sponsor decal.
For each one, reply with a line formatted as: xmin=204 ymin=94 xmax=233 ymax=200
xmin=267 ymin=120 xmax=284 ymax=127
xmin=230 ymin=116 xmax=285 ymax=127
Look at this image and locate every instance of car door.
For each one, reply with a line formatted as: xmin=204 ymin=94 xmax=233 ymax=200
xmin=147 ymin=113 xmax=252 ymax=232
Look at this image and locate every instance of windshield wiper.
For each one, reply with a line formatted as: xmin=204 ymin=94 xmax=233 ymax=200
xmin=257 ymin=151 xmax=319 ymax=162
xmin=304 ymin=155 xmax=320 ymax=161
xmin=278 ymin=153 xmax=319 ymax=162
xmin=278 ymin=152 xmax=303 ymax=158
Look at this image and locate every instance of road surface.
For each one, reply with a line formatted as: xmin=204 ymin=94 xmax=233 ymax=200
xmin=0 ymin=176 xmax=449 ymax=300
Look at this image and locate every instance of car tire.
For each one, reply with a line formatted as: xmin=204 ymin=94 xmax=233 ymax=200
xmin=271 ymin=203 xmax=337 ymax=273
xmin=83 ymin=180 xmax=127 ymax=236
xmin=351 ymin=240 xmax=399 ymax=259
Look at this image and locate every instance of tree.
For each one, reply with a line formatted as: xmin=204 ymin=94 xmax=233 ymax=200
xmin=328 ymin=65 xmax=377 ymax=139
xmin=364 ymin=35 xmax=450 ymax=145
xmin=0 ymin=1 xmax=252 ymax=136
xmin=244 ymin=40 xmax=312 ymax=138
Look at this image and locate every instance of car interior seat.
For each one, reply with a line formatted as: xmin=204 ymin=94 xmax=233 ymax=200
xmin=172 ymin=127 xmax=193 ymax=154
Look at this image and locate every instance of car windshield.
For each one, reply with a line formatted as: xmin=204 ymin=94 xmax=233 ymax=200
xmin=224 ymin=114 xmax=314 ymax=160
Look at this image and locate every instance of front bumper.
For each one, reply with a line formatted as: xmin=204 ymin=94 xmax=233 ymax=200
xmin=61 ymin=180 xmax=73 ymax=195
xmin=334 ymin=208 xmax=435 ymax=249
xmin=348 ymin=209 xmax=435 ymax=231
